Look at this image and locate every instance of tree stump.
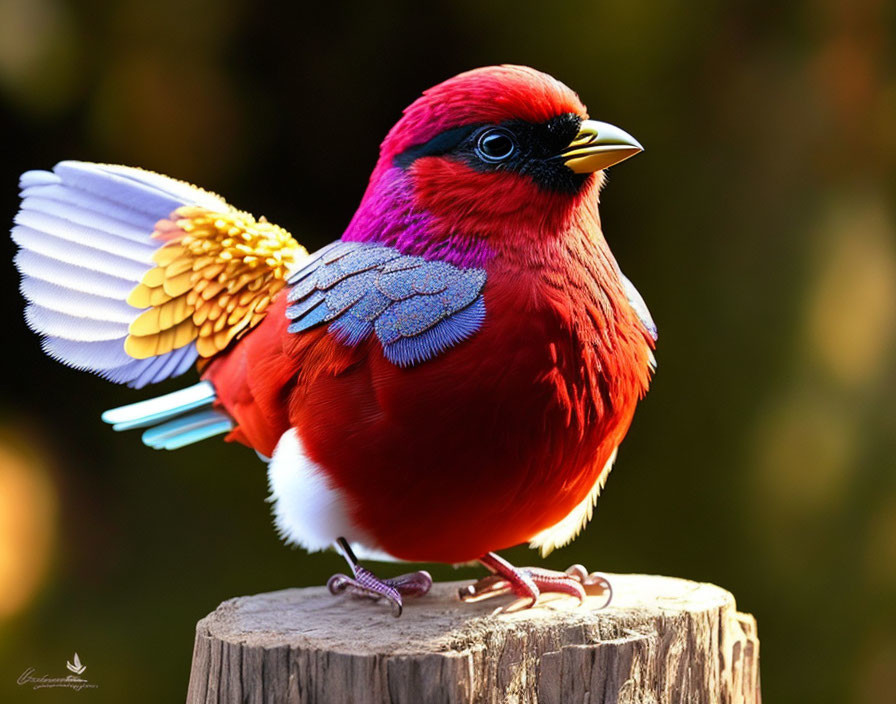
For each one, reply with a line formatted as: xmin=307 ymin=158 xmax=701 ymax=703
xmin=186 ymin=574 xmax=760 ymax=704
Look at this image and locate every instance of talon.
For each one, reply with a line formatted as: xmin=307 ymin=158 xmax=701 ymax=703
xmin=326 ymin=542 xmax=431 ymax=617
xmin=582 ymin=571 xmax=613 ymax=608
xmin=461 ymin=554 xmax=613 ymax=610
xmin=388 ymin=570 xmax=433 ymax=597
xmin=459 ymin=574 xmax=512 ymax=602
xmin=458 ymin=583 xmax=477 ymax=600
xmin=327 ymin=573 xmax=352 ymax=595
xmin=565 ymin=564 xmax=589 ymax=582
xmin=387 ymin=594 xmax=403 ymax=617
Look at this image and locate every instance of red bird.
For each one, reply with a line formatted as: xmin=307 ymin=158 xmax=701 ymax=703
xmin=11 ymin=66 xmax=656 ymax=615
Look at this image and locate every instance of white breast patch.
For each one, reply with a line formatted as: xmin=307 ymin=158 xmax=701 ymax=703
xmin=265 ymin=428 xmax=396 ymax=561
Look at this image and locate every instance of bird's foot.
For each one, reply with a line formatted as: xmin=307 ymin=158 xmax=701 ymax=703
xmin=458 ymin=553 xmax=612 ymax=613
xmin=328 ymin=566 xmax=432 ymax=617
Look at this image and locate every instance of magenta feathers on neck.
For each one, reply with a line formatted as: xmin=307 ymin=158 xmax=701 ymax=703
xmin=342 ymin=166 xmax=494 ymax=269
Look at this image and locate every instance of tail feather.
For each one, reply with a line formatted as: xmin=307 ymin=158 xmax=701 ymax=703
xmin=101 ymin=381 xmax=233 ymax=450
xmin=102 ymin=380 xmax=217 ymax=430
xmin=141 ymin=410 xmax=234 ymax=451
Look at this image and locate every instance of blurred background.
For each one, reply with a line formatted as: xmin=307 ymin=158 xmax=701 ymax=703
xmin=0 ymin=0 xmax=894 ymax=701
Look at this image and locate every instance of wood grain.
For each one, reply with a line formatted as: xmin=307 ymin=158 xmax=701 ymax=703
xmin=186 ymin=574 xmax=760 ymax=704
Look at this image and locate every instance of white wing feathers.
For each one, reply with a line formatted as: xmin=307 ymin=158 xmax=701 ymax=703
xmin=12 ymin=161 xmax=226 ymax=388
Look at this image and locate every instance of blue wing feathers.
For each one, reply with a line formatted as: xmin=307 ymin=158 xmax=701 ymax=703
xmin=350 ymin=289 xmax=391 ymax=322
xmin=287 ymin=241 xmax=487 ymax=367
xmin=324 ymin=270 xmax=378 ymax=317
xmin=314 ymin=260 xmax=350 ymax=289
xmin=382 ymin=296 xmax=486 ymax=367
xmin=285 ymin=290 xmax=325 ymax=320
xmin=408 ymin=261 xmax=455 ymax=294
xmin=375 ymin=295 xmax=446 ymax=343
xmin=380 ymin=255 xmax=424 ymax=274
xmin=286 ymin=299 xmax=331 ymax=334
xmin=338 ymin=245 xmax=400 ymax=272
xmin=321 ymin=240 xmax=361 ymax=264
xmin=328 ymin=314 xmax=374 ymax=346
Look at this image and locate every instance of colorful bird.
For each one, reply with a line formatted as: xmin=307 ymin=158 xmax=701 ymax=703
xmin=11 ymin=65 xmax=656 ymax=615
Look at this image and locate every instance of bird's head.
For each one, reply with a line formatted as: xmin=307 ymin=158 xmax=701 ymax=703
xmin=345 ymin=65 xmax=642 ymax=266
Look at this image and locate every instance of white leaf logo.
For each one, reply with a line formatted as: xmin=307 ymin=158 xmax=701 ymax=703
xmin=66 ymin=653 xmax=86 ymax=675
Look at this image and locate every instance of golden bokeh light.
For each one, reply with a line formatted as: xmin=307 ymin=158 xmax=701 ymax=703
xmin=864 ymin=496 xmax=896 ymax=590
xmin=0 ymin=0 xmax=81 ymax=115
xmin=0 ymin=428 xmax=56 ymax=619
xmin=806 ymin=194 xmax=896 ymax=390
xmin=753 ymin=391 xmax=857 ymax=518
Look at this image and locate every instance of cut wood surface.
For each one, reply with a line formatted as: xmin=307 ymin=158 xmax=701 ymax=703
xmin=186 ymin=573 xmax=760 ymax=704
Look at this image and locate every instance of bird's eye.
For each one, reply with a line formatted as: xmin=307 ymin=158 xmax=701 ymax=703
xmin=475 ymin=129 xmax=516 ymax=163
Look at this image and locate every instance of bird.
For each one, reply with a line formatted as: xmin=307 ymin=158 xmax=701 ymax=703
xmin=10 ymin=65 xmax=656 ymax=616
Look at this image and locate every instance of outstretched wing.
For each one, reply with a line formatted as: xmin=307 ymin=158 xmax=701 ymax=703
xmin=285 ymin=241 xmax=487 ymax=367
xmin=12 ymin=161 xmax=307 ymax=388
xmin=125 ymin=206 xmax=301 ymax=360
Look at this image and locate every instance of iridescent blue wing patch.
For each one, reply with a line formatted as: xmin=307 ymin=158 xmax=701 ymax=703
xmin=285 ymin=241 xmax=486 ymax=367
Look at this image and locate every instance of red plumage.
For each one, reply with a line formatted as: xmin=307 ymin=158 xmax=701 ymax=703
xmin=205 ymin=68 xmax=654 ymax=562
xmin=13 ymin=65 xmax=656 ymax=612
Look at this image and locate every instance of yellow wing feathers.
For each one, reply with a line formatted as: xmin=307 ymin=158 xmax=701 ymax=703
xmin=124 ymin=206 xmax=307 ymax=360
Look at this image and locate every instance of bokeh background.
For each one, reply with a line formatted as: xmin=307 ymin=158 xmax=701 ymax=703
xmin=0 ymin=0 xmax=894 ymax=701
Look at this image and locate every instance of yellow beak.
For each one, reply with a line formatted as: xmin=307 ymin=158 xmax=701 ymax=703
xmin=561 ymin=120 xmax=643 ymax=173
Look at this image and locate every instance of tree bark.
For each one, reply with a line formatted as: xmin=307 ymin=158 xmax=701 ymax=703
xmin=186 ymin=573 xmax=760 ymax=704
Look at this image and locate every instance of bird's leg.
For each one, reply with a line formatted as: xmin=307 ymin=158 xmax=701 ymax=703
xmin=458 ymin=552 xmax=612 ymax=613
xmin=327 ymin=538 xmax=432 ymax=617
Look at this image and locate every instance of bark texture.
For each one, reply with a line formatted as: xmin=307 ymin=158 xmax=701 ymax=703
xmin=186 ymin=574 xmax=760 ymax=704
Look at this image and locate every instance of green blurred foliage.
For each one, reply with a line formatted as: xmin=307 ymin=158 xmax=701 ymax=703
xmin=0 ymin=0 xmax=894 ymax=701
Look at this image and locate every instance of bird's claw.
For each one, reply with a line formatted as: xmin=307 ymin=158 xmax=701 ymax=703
xmin=459 ymin=562 xmax=612 ymax=612
xmin=327 ymin=571 xmax=404 ymax=617
xmin=458 ymin=574 xmax=512 ymax=602
xmin=564 ymin=563 xmax=613 ymax=604
xmin=328 ymin=566 xmax=432 ymax=617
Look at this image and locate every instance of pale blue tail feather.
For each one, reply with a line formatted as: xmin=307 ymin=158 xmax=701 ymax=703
xmin=101 ymin=380 xmax=233 ymax=450
xmin=141 ymin=410 xmax=234 ymax=451
xmin=101 ymin=381 xmax=217 ymax=430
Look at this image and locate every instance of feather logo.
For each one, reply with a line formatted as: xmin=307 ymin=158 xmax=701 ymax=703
xmin=66 ymin=653 xmax=86 ymax=675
